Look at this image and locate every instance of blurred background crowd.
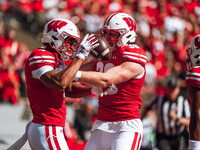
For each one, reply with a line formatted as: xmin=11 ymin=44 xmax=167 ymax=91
xmin=0 ymin=0 xmax=199 ymax=149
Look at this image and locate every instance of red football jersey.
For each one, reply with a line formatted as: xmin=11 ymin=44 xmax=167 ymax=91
xmin=96 ymin=44 xmax=147 ymax=121
xmin=25 ymin=47 xmax=67 ymax=127
xmin=186 ymin=66 xmax=200 ymax=88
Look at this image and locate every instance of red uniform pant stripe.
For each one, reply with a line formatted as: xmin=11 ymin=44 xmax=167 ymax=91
xmin=52 ymin=126 xmax=61 ymax=150
xmin=136 ymin=133 xmax=141 ymax=150
xmin=131 ymin=132 xmax=141 ymax=150
xmin=45 ymin=126 xmax=53 ymax=150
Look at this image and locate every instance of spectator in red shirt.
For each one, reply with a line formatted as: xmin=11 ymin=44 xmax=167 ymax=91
xmin=0 ymin=62 xmax=20 ymax=105
xmin=0 ymin=28 xmax=19 ymax=62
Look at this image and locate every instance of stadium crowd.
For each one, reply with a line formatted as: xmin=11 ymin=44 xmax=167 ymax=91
xmin=0 ymin=0 xmax=199 ymax=149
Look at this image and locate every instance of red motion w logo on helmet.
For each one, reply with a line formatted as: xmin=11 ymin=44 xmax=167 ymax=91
xmin=47 ymin=20 xmax=68 ymax=32
xmin=123 ymin=17 xmax=136 ymax=31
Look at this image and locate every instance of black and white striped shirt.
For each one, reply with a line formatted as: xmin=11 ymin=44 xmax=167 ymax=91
xmin=147 ymin=94 xmax=190 ymax=137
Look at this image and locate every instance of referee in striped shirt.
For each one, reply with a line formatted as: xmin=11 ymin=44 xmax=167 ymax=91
xmin=143 ymin=74 xmax=191 ymax=150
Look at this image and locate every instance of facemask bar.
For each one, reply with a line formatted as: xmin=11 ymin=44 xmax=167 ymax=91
xmin=59 ymin=32 xmax=80 ymax=60
xmin=100 ymin=28 xmax=127 ymax=51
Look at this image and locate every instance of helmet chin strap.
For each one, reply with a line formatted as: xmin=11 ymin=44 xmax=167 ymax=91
xmin=55 ymin=48 xmax=70 ymax=61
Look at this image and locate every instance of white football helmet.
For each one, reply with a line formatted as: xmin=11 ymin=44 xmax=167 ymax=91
xmin=186 ymin=34 xmax=200 ymax=71
xmin=42 ymin=19 xmax=81 ymax=60
xmin=100 ymin=12 xmax=136 ymax=51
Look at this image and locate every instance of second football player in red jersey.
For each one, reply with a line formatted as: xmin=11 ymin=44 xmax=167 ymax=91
xmin=67 ymin=12 xmax=147 ymax=150
xmin=186 ymin=34 xmax=200 ymax=150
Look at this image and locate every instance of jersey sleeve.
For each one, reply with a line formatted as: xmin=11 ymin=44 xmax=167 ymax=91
xmin=27 ymin=49 xmax=55 ymax=79
xmin=122 ymin=44 xmax=147 ymax=68
xmin=186 ymin=66 xmax=200 ymax=88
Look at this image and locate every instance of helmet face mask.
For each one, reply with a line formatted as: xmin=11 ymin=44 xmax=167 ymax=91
xmin=186 ymin=34 xmax=200 ymax=71
xmin=60 ymin=35 xmax=80 ymax=60
xmin=42 ymin=19 xmax=81 ymax=60
xmin=100 ymin=13 xmax=136 ymax=51
xmin=100 ymin=28 xmax=125 ymax=50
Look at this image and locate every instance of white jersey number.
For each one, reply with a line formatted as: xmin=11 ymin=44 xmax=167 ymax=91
xmin=96 ymin=62 xmax=115 ymax=73
xmin=96 ymin=62 xmax=118 ymax=95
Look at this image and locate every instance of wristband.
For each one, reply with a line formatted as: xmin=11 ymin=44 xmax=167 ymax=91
xmin=74 ymin=71 xmax=82 ymax=81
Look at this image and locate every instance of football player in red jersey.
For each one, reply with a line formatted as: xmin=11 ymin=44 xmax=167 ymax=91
xmin=186 ymin=34 xmax=200 ymax=150
xmin=10 ymin=19 xmax=98 ymax=150
xmin=67 ymin=12 xmax=147 ymax=150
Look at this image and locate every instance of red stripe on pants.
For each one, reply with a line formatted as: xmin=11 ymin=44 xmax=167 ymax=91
xmin=136 ymin=134 xmax=141 ymax=150
xmin=52 ymin=126 xmax=61 ymax=150
xmin=131 ymin=132 xmax=139 ymax=150
xmin=45 ymin=126 xmax=53 ymax=150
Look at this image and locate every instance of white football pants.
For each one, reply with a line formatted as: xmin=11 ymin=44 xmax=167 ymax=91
xmin=28 ymin=123 xmax=69 ymax=150
xmin=84 ymin=129 xmax=142 ymax=150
